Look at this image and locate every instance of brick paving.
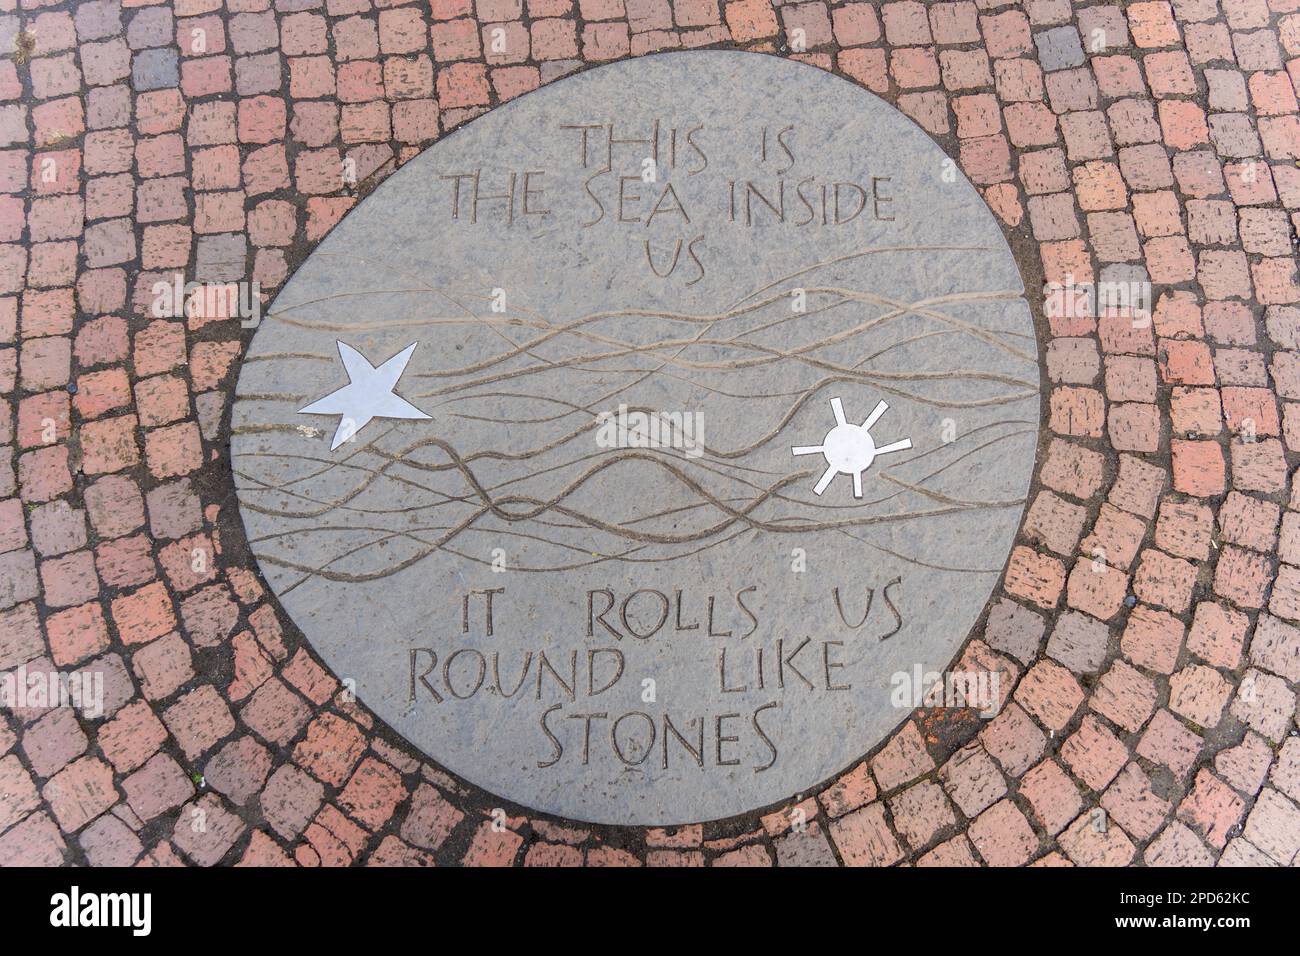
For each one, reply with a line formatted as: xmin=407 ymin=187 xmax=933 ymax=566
xmin=0 ymin=0 xmax=1298 ymax=867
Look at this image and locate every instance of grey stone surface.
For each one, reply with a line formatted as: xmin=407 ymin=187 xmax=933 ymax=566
xmin=1047 ymin=611 xmax=1110 ymax=675
xmin=774 ymin=825 xmax=839 ymax=866
xmin=82 ymin=39 xmax=132 ymax=88
xmin=1035 ymin=26 xmax=1086 ymax=71
xmin=235 ymin=53 xmax=283 ymax=96
xmin=126 ymin=7 xmax=172 ymax=50
xmin=232 ymin=52 xmax=1039 ymax=825
xmin=147 ymin=480 xmax=203 ymax=540
xmin=131 ymin=48 xmax=178 ymax=92
xmin=75 ymin=1 xmax=123 ymax=43
xmin=984 ymin=598 xmax=1045 ymax=666
xmin=0 ymin=549 xmax=38 ymax=610
xmin=195 ymin=234 xmax=246 ymax=282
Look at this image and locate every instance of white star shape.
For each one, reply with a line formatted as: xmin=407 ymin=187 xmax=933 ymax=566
xmin=299 ymin=340 xmax=430 ymax=450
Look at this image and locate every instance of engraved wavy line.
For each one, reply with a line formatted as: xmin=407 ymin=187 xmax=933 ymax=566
xmin=306 ymin=252 xmax=1027 ymax=445
xmin=726 ymin=244 xmax=992 ymax=309
xmin=881 ymin=427 xmax=1038 ymax=502
xmin=264 ymin=243 xmax=995 ymax=328
xmin=566 ymin=426 xmax=1036 ymax=533
xmin=266 ymin=484 xmax=1007 ymax=585
xmin=239 ymin=419 xmax=1030 ymax=528
xmin=239 ymin=252 xmax=1040 ymax=567
xmin=267 ymin=523 xmax=758 ymax=591
xmin=436 ymin=327 xmax=1030 ymax=418
xmin=261 ymin=485 xmax=1012 ymax=588
xmin=228 ymin=395 xmax=1029 ymax=528
xmin=238 ymin=421 xmax=1031 ymax=575
xmin=834 ymin=529 xmax=1005 ymax=575
xmin=236 ymin=468 xmax=463 ymax=518
xmin=234 ymin=411 xmax=1035 ymax=519
xmin=257 ymin=287 xmax=1028 ymax=383
xmin=247 ymin=248 xmax=1031 ymax=437
xmin=235 ymin=369 xmax=1035 ymax=503
xmin=403 ymin=317 xmax=1034 ymax=404
xmin=236 ymin=434 xmax=789 ymax=522
xmin=239 ymin=429 xmax=1029 ymax=590
xmin=564 ymin=423 xmax=1031 ymax=527
xmin=284 ymin=245 xmax=1006 ymax=326
xmin=234 ymin=451 xmax=470 ymax=511
xmin=397 ymin=289 xmax=1029 ymax=387
xmin=243 ymin=353 xmax=336 ymax=364
xmin=243 ymin=446 xmax=1018 ymax=564
xmin=261 ymin=284 xmax=1030 ymax=378
xmin=428 ymin=326 xmax=1033 ymax=429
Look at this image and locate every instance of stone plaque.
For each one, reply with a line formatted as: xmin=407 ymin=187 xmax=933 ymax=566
xmin=231 ymin=51 xmax=1040 ymax=825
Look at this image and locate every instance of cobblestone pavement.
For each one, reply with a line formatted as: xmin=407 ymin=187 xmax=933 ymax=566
xmin=1 ymin=0 xmax=1299 ymax=868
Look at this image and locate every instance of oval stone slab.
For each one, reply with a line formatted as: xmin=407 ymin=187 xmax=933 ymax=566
xmin=232 ymin=51 xmax=1040 ymax=825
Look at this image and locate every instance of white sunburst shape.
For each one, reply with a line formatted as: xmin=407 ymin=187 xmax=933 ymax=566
xmin=791 ymin=397 xmax=913 ymax=498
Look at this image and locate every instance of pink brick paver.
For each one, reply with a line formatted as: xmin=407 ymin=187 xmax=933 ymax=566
xmin=0 ymin=0 xmax=1298 ymax=867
